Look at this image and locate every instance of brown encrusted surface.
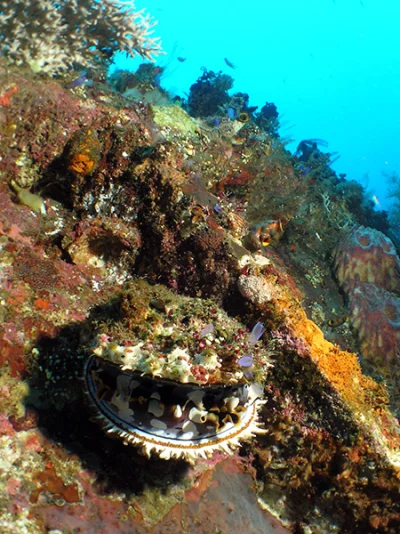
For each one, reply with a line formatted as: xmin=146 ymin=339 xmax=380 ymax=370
xmin=0 ymin=63 xmax=399 ymax=533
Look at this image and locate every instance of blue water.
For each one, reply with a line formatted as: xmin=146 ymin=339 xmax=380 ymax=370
xmin=112 ymin=0 xmax=400 ymax=212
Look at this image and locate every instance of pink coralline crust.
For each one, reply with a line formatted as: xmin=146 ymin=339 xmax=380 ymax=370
xmin=271 ymin=328 xmax=310 ymax=358
xmin=158 ymin=459 xmax=291 ymax=534
xmin=0 ymin=170 xmax=127 ymax=382
xmin=0 ymin=185 xmax=41 ymax=242
xmin=0 ymin=78 xmax=85 ymax=180
xmin=0 ymin=413 xmax=16 ymax=437
xmin=0 ymin=73 xmax=148 ymax=188
xmin=348 ymin=283 xmax=400 ymax=372
xmin=32 ymin=459 xmax=289 ymax=534
xmin=333 ymin=225 xmax=400 ymax=293
xmin=2 ymin=322 xmax=25 ymax=346
xmin=6 ymin=478 xmax=21 ymax=497
xmin=0 ymin=338 xmax=26 ymax=377
xmin=33 ymin=476 xmax=142 ymax=534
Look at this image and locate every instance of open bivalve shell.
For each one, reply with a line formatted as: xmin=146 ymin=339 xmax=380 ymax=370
xmin=84 ymin=280 xmax=271 ymax=462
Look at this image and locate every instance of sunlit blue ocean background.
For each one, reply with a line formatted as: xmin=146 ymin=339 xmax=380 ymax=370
xmin=111 ymin=0 xmax=400 ymax=213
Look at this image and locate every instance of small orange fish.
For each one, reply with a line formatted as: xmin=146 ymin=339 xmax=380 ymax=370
xmin=245 ymin=219 xmax=285 ymax=249
xmin=327 ymin=315 xmax=349 ymax=328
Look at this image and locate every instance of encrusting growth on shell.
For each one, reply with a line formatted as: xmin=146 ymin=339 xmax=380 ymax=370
xmin=83 ymin=280 xmax=270 ymax=461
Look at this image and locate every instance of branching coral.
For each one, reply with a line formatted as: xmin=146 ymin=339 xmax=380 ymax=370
xmin=0 ymin=0 xmax=161 ymax=75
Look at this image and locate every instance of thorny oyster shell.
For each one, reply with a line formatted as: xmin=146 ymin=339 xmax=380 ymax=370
xmin=84 ymin=280 xmax=271 ymax=461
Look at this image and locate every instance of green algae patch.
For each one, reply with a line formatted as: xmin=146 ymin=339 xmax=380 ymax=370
xmin=10 ymin=181 xmax=46 ymax=214
xmin=152 ymin=105 xmax=202 ymax=137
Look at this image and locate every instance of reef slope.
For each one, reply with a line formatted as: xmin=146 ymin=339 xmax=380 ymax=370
xmin=0 ymin=64 xmax=399 ymax=534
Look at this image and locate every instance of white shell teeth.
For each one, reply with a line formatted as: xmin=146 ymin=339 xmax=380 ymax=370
xmin=204 ymin=412 xmax=219 ymax=428
xmin=86 ymin=356 xmax=266 ymax=463
xmin=186 ymin=390 xmax=205 ymax=410
xmin=224 ymin=396 xmax=240 ymax=412
xmin=189 ymin=406 xmax=208 ymax=423
xmin=181 ymin=420 xmax=198 ymax=436
xmin=148 ymin=399 xmax=164 ymax=417
xmin=222 ymin=413 xmax=234 ymax=425
xmin=173 ymin=404 xmax=182 ymax=418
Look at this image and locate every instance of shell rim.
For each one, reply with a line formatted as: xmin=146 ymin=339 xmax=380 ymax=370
xmin=84 ymin=355 xmax=266 ymax=460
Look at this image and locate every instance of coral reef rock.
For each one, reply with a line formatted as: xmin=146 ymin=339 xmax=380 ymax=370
xmin=0 ymin=64 xmax=399 ymax=534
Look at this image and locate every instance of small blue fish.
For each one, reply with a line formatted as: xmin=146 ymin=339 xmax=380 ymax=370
xmin=298 ymin=164 xmax=311 ymax=175
xmin=372 ymin=194 xmax=380 ymax=207
xmin=67 ymin=73 xmax=88 ymax=89
xmin=227 ymin=107 xmax=236 ymax=120
xmin=224 ymin=57 xmax=236 ymax=69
